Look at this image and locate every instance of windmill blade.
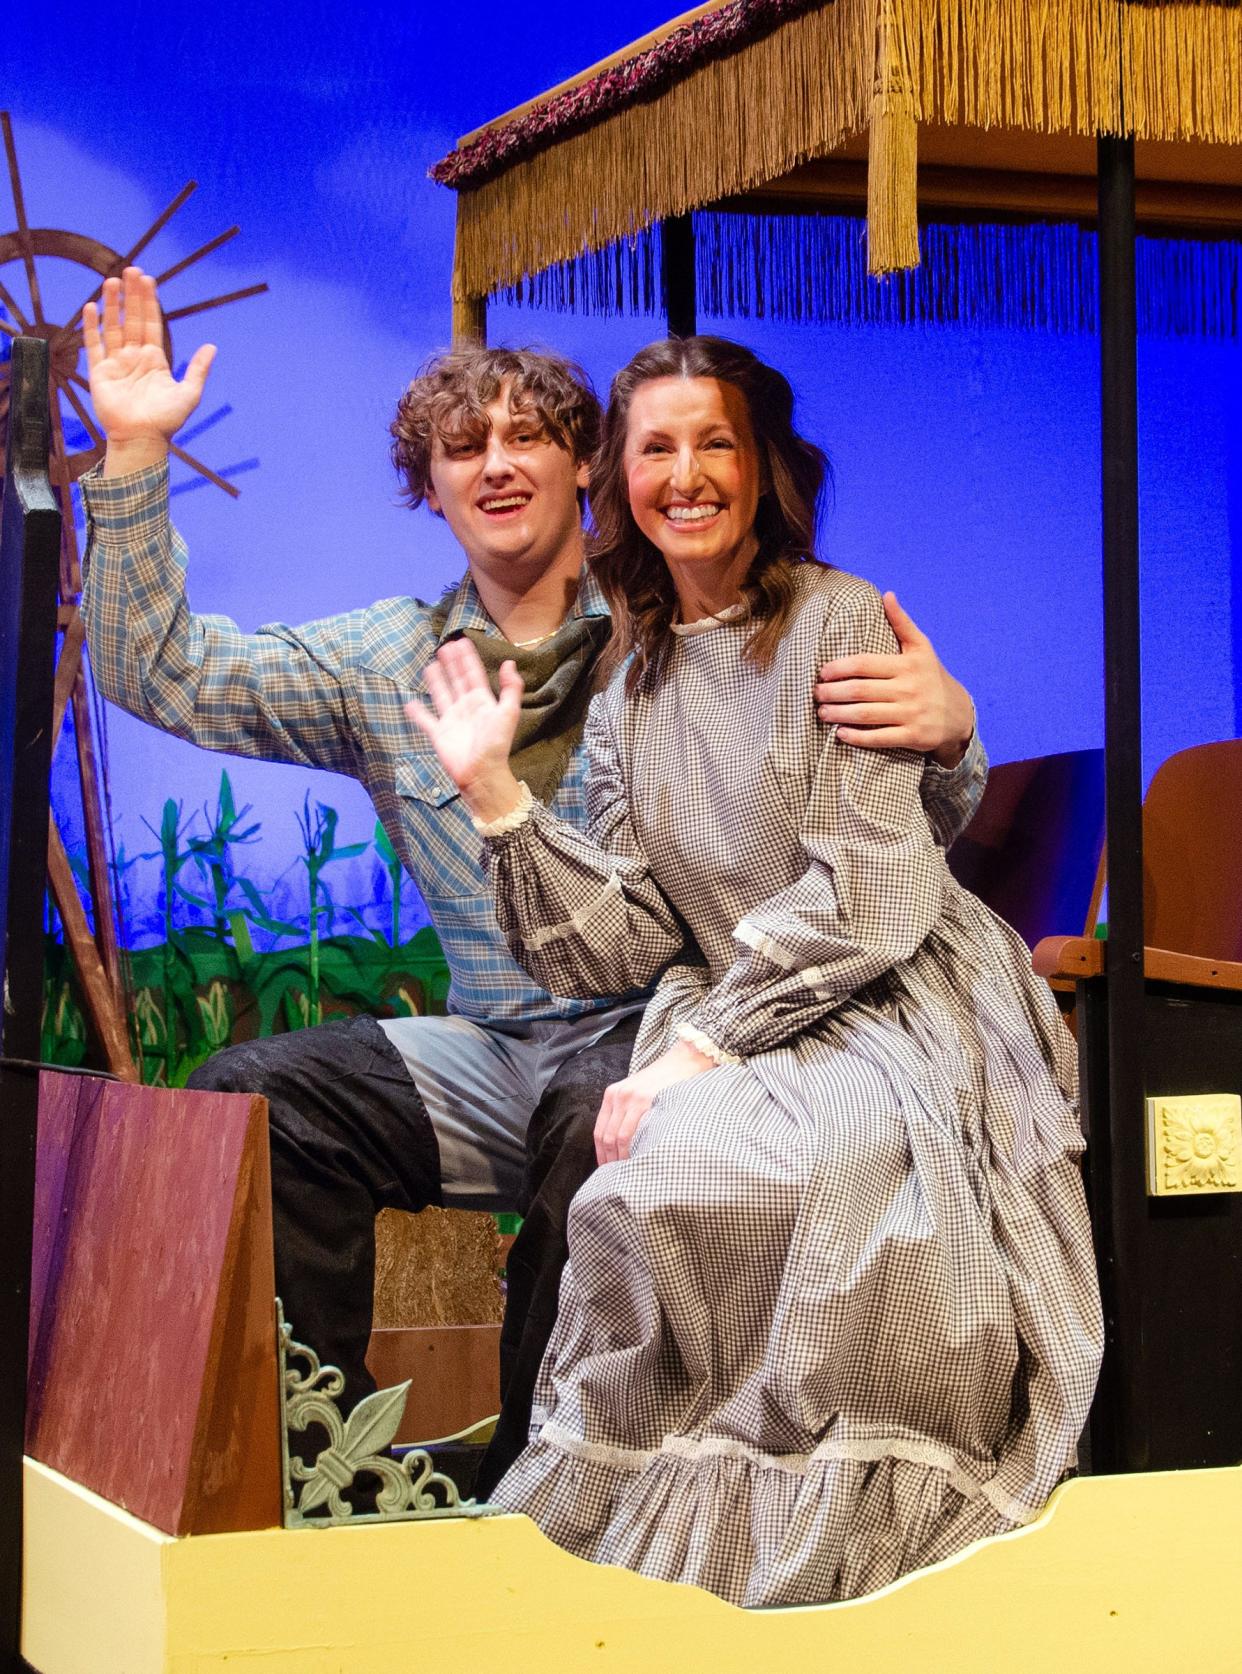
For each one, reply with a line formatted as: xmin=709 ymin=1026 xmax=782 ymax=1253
xmin=156 ymin=226 xmax=240 ymax=287
xmin=164 ymin=283 xmax=268 ymax=323
xmin=0 ymin=272 xmax=31 ymax=332
xmin=119 ymin=180 xmax=197 ymax=268
xmin=60 ymin=376 xmax=106 ymax=453
xmin=45 ymin=384 xmax=83 ymax=596
xmin=60 ymin=181 xmax=198 ymax=337
xmin=168 ymin=438 xmax=241 ymax=498
xmin=1 ymin=111 xmax=45 ymax=324
xmin=51 ymin=610 xmax=86 ymax=752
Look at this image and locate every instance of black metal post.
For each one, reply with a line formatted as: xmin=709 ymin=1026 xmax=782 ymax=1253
xmin=0 ymin=338 xmax=61 ymax=1671
xmin=660 ymin=213 xmax=697 ymax=338
xmin=1090 ymin=134 xmax=1147 ymax=1473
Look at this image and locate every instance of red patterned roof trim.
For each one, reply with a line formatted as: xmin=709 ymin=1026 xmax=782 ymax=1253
xmin=430 ymin=0 xmax=824 ymax=191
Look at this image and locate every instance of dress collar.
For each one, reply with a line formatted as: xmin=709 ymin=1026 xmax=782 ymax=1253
xmin=669 ymin=601 xmax=749 ymax=637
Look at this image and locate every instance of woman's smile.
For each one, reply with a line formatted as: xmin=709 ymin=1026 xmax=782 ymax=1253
xmin=661 ymin=499 xmax=724 ymax=526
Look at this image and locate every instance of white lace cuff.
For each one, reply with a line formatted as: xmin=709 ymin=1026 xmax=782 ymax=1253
xmin=678 ymin=1023 xmax=741 ymax=1068
xmin=472 ymin=780 xmax=534 ymax=836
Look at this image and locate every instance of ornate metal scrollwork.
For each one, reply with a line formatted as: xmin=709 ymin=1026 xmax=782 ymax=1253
xmin=277 ymin=1300 xmax=498 ymax=1528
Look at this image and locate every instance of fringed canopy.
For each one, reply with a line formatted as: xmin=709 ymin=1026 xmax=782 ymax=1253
xmin=434 ymin=0 xmax=1242 ymax=334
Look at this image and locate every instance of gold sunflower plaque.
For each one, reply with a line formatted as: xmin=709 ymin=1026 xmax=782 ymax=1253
xmin=1145 ymin=1094 xmax=1242 ymax=1197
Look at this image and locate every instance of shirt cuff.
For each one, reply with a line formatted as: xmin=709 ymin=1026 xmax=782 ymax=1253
xmin=77 ymin=457 xmax=171 ymax=540
xmin=924 ymin=718 xmax=979 ymax=781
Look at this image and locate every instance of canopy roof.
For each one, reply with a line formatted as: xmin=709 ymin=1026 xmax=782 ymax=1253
xmin=434 ymin=0 xmax=1242 ymax=320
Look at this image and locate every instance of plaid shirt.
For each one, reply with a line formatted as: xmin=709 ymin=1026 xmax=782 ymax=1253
xmin=80 ymin=461 xmax=987 ymax=1025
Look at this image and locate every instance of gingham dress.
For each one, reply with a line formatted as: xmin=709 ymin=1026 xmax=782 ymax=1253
xmin=485 ymin=563 xmax=1103 ymax=1609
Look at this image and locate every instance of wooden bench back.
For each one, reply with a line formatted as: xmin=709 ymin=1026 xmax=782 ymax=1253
xmin=948 ymin=748 xmax=1106 ymax=947
xmin=1143 ymin=739 xmax=1242 ymax=960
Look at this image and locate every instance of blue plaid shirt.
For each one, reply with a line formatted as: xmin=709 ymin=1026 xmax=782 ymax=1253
xmin=80 ymin=460 xmax=987 ymax=1025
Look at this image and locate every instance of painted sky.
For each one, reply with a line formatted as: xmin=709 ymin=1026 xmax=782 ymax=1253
xmin=8 ymin=0 xmax=1241 ymax=941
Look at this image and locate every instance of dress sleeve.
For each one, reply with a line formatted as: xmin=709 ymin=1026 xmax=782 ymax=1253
xmin=682 ymin=582 xmax=948 ymax=1060
xmin=80 ymin=460 xmax=362 ymax=775
xmin=629 ymin=956 xmax=712 ymax=1071
xmin=919 ymin=725 xmax=989 ymax=849
xmin=482 ymin=686 xmax=686 ymax=998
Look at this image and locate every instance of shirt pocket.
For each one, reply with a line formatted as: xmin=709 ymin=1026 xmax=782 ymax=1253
xmin=395 ymin=754 xmax=480 ymax=900
xmin=396 ymin=751 xmax=460 ymax=808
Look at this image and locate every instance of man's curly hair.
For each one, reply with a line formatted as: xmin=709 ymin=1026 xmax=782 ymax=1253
xmin=390 ymin=344 xmax=601 ymax=509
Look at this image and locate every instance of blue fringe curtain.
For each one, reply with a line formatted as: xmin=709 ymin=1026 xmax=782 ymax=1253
xmin=503 ymin=213 xmax=1241 ymax=336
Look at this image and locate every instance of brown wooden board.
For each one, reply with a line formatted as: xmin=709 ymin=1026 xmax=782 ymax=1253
xmin=367 ymin=1325 xmax=501 ymax=1443
xmin=1143 ymin=740 xmax=1242 ymax=962
xmin=27 ymin=1073 xmax=281 ymax=1535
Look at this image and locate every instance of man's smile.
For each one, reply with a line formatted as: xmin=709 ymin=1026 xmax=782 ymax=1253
xmin=478 ymin=492 xmax=533 ymax=519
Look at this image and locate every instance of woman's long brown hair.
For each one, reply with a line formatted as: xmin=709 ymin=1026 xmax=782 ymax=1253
xmin=588 ymin=337 xmax=831 ymax=694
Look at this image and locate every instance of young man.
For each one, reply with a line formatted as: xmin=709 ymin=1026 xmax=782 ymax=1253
xmin=80 ymin=266 xmax=986 ymax=1497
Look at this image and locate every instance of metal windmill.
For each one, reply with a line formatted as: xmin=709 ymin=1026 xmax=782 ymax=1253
xmin=0 ymin=110 xmax=267 ymax=1078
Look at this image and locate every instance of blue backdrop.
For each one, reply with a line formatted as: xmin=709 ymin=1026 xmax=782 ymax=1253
xmin=9 ymin=0 xmax=1241 ymax=943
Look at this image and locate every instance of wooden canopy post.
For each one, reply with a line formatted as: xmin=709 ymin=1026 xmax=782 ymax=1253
xmin=0 ymin=336 xmax=61 ymax=1671
xmin=452 ymin=203 xmax=487 ymax=345
xmin=660 ymin=213 xmax=697 ymax=337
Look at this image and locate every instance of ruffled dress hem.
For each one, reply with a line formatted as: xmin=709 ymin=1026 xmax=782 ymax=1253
xmin=491 ymin=1424 xmax=1045 ymax=1609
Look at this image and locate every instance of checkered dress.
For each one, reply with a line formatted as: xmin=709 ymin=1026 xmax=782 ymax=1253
xmin=485 ymin=564 xmax=1103 ymax=1609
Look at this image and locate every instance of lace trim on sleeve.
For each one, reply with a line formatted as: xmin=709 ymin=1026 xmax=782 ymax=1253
xmin=524 ymin=871 xmax=624 ymax=952
xmin=677 ymin=1023 xmax=742 ymax=1068
xmin=472 ymin=779 xmax=534 ymax=836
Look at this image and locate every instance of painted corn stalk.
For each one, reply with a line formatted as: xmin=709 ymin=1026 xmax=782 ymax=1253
xmin=42 ymin=769 xmax=451 ymax=1085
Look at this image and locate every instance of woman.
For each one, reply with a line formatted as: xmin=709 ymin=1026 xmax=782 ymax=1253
xmin=410 ymin=337 xmax=1102 ymax=1609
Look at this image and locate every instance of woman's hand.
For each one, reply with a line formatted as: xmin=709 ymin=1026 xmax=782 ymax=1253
xmin=595 ymin=1038 xmax=715 ymax=1165
xmin=406 ymin=637 xmax=526 ymax=823
xmin=813 ymin=592 xmax=974 ymax=767
xmin=83 ymin=267 xmax=216 ymax=476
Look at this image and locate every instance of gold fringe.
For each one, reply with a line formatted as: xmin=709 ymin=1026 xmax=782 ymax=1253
xmin=456 ymin=0 xmax=876 ymax=303
xmin=868 ymin=0 xmax=921 ymax=275
xmin=454 ymin=0 xmax=1242 ymax=302
xmin=1122 ymin=1 xmax=1242 ymax=145
xmin=907 ymin=0 xmax=1241 ymax=141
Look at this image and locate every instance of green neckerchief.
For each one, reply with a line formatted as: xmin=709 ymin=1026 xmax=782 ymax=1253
xmin=428 ymin=597 xmax=610 ymax=804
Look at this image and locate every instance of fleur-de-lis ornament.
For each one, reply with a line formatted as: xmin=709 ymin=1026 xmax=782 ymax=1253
xmin=277 ymin=1301 xmax=497 ymax=1527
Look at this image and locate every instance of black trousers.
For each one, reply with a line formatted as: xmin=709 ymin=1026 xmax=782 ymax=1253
xmin=187 ymin=1009 xmax=637 ymax=1493
xmin=476 ymin=1009 xmax=638 ymax=1496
